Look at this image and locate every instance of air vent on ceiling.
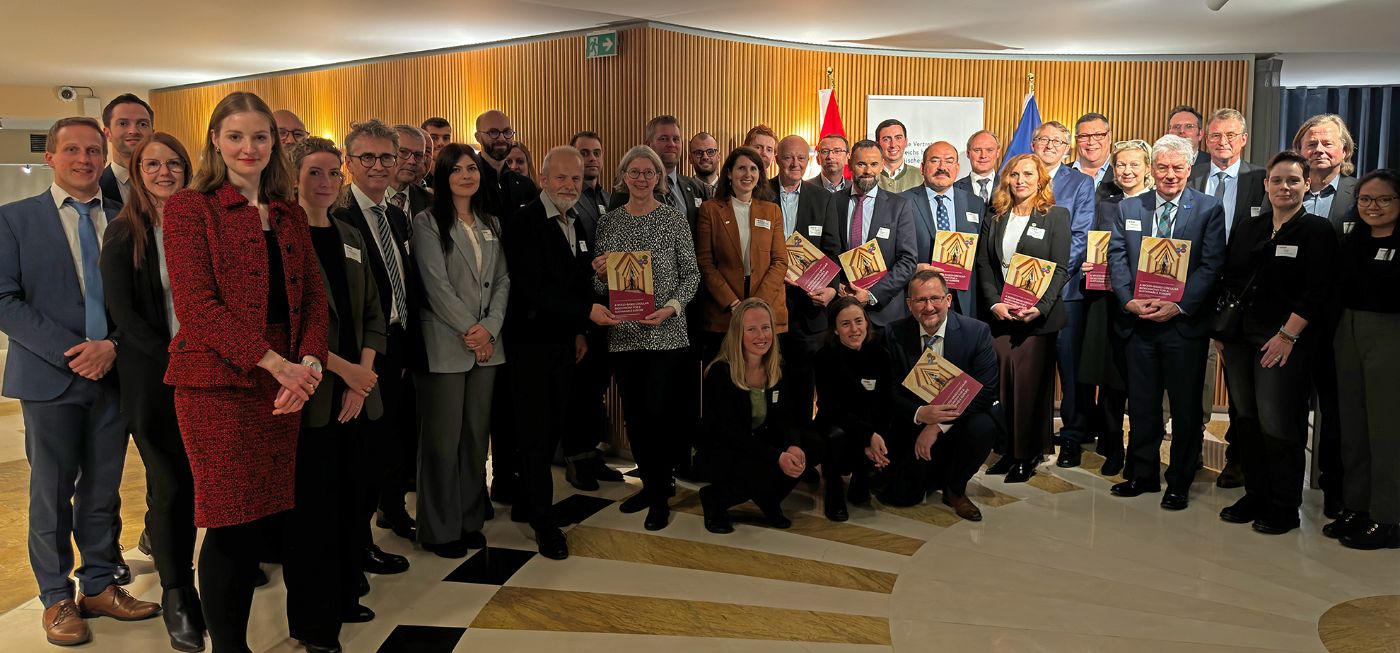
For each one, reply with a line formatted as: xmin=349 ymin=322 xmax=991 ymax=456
xmin=29 ymin=134 xmax=46 ymax=153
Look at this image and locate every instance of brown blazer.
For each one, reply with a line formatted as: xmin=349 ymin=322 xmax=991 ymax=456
xmin=695 ymin=197 xmax=789 ymax=333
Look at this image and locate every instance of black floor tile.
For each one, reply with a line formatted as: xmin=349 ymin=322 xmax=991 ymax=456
xmin=443 ymin=546 xmax=536 ymax=585
xmin=552 ymin=494 xmax=615 ymax=525
xmin=376 ymin=625 xmax=466 ymax=653
xmin=624 ymin=467 xmax=642 ymax=478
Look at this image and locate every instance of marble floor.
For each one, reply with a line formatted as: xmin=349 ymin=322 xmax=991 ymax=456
xmin=0 ymin=398 xmax=1396 ymax=652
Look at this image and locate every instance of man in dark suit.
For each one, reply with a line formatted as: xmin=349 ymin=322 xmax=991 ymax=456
xmin=1106 ymin=135 xmax=1227 ymax=511
xmin=830 ymin=139 xmax=919 ymax=327
xmin=1166 ymin=105 xmax=1210 ymax=180
xmin=502 ymin=146 xmax=620 ymax=560
xmin=98 ymin=94 xmax=154 ymax=212
xmin=955 ymin=130 xmax=1000 ymax=204
xmin=571 ymin=131 xmax=610 ymax=245
xmin=772 ymin=134 xmax=840 ymax=430
xmin=474 ymin=110 xmax=539 ymax=220
xmin=332 ymin=120 xmax=416 ymax=573
xmin=388 ymin=124 xmax=432 ymax=221
xmin=880 ymin=270 xmax=1001 ymax=520
xmin=816 ymin=134 xmax=851 ymax=193
xmin=903 ymin=141 xmax=986 ymax=319
xmin=608 ymin=115 xmax=708 ymax=230
xmin=0 ymin=117 xmax=161 ymax=646
xmin=1032 ymin=121 xmax=1097 ymax=463
xmin=420 ymin=117 xmax=452 ymax=188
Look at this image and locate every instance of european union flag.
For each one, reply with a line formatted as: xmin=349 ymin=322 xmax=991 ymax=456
xmin=1004 ymin=93 xmax=1042 ymax=163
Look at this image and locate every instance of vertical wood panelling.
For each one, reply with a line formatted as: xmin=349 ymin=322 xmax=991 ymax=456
xmin=153 ymin=25 xmax=1248 ymax=185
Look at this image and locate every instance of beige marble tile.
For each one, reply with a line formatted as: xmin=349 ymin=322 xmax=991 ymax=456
xmin=457 ymin=629 xmax=893 ymax=653
xmin=669 ymin=488 xmax=925 ymax=556
xmin=1317 ymin=594 xmax=1400 ymax=653
xmin=890 ymin=620 xmax=1323 ymax=653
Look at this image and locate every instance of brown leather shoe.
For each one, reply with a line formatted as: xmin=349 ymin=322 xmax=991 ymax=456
xmin=942 ymin=490 xmax=983 ymax=522
xmin=77 ymin=585 xmax=161 ymax=621
xmin=42 ymin=599 xmax=91 ymax=646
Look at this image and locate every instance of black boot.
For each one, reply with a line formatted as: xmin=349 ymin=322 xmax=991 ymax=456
xmin=162 ymin=586 xmax=206 ymax=652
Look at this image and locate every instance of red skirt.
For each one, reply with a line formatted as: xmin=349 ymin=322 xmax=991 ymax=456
xmin=175 ymin=324 xmax=300 ymax=528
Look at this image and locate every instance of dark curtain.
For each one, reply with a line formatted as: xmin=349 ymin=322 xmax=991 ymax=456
xmin=1280 ymin=85 xmax=1397 ymax=176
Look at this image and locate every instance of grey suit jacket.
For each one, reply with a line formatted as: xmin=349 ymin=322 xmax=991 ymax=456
xmin=0 ymin=190 xmax=119 ymax=401
xmin=410 ymin=210 xmax=510 ymax=373
xmin=901 ymin=184 xmax=986 ymax=319
xmin=827 ymin=187 xmax=919 ymax=326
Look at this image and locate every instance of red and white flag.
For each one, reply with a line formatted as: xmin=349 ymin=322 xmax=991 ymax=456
xmin=816 ymin=88 xmax=850 ymax=180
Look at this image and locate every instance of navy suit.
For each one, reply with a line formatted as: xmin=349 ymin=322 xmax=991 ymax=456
xmin=954 ymin=174 xmax=997 ymax=204
xmin=1050 ymin=165 xmax=1097 ymax=443
xmin=878 ymin=312 xmax=1000 ymax=504
xmin=0 ymin=189 xmax=126 ymax=607
xmin=828 ymin=187 xmax=919 ymax=326
xmin=902 ymin=184 xmax=986 ymax=319
xmin=98 ymin=165 xmax=125 ymax=213
xmin=1105 ymin=188 xmax=1226 ymax=491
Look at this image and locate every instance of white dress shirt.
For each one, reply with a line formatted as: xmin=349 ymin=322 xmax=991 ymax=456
xmin=50 ymin=183 xmax=108 ymax=295
xmin=968 ymin=172 xmax=995 ymax=203
xmin=999 ymin=211 xmax=1031 ymax=279
xmin=351 ymin=184 xmax=405 ymax=325
xmin=110 ymin=161 xmax=132 ymax=203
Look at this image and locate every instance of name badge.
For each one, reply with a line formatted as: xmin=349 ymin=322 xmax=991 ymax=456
xmin=1344 ymin=221 xmax=1356 ymax=234
xmin=1275 ymin=245 xmax=1299 ymax=258
xmin=404 ymin=240 xmax=411 ymax=256
xmin=966 ymin=211 xmax=980 ymax=224
xmin=771 ymin=390 xmax=780 ymax=403
xmin=693 ymin=197 xmax=702 ymax=208
xmin=1377 ymin=248 xmax=1396 ymax=261
xmin=860 ymin=379 xmax=877 ymax=391
xmin=343 ymin=244 xmax=362 ymax=263
xmin=1125 ymin=219 xmax=1142 ymax=232
xmin=1027 ymin=226 xmax=1046 ymax=240
xmin=579 ymin=241 xmax=588 ymax=252
xmin=876 ymin=227 xmax=891 ymax=239
xmin=1250 ymin=206 xmax=1262 ymax=218
xmin=755 ymin=219 xmax=772 ymax=230
xmin=482 ymin=230 xmax=495 ymax=241
xmin=808 ymin=225 xmax=823 ymax=237
xmin=598 ymin=203 xmax=606 ymax=215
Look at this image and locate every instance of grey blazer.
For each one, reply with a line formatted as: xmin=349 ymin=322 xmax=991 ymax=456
xmin=411 ymin=209 xmax=510 ymax=373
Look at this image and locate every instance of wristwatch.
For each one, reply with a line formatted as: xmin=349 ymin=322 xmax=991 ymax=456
xmin=303 ymin=358 xmax=323 ymax=374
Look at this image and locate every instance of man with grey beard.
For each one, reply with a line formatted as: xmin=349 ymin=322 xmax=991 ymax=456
xmin=826 ymin=138 xmax=918 ymax=326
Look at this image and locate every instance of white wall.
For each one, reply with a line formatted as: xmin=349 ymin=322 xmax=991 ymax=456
xmin=1280 ymin=53 xmax=1400 ymax=87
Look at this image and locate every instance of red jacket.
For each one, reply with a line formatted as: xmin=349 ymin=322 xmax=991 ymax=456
xmin=163 ymin=183 xmax=328 ymax=384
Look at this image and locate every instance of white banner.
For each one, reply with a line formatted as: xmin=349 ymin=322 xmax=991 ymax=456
xmin=866 ymin=95 xmax=985 ymax=172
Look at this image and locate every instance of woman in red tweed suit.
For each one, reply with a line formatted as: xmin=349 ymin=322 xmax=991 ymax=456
xmin=162 ymin=91 xmax=328 ymax=653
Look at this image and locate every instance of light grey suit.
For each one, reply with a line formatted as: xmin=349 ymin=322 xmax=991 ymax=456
xmin=409 ymin=209 xmax=510 ymax=544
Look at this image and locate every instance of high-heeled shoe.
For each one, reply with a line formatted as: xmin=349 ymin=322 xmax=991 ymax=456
xmin=1004 ymin=459 xmax=1037 ymax=483
xmin=162 ymin=586 xmax=206 ymax=652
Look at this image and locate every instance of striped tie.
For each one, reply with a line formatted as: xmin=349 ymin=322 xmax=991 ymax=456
xmin=371 ymin=205 xmax=408 ymax=324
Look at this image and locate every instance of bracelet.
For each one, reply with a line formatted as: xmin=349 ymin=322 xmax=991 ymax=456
xmin=1277 ymin=328 xmax=1299 ymax=344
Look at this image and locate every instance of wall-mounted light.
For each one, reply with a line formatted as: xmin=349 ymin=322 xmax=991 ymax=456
xmin=22 ymin=164 xmax=32 ymax=174
xmin=1207 ymin=0 xmax=1230 ymax=10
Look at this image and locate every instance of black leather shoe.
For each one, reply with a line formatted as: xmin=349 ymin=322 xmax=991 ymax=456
xmin=298 ymin=639 xmax=343 ymax=653
xmin=1099 ymin=451 xmax=1125 ymax=477
xmin=823 ymin=476 xmax=849 ymax=522
xmin=757 ymin=501 xmax=792 ymax=529
xmin=535 ymin=527 xmax=569 ymax=560
xmin=565 ymin=460 xmax=600 ymax=491
xmin=1252 ymin=512 xmax=1300 ymax=535
xmin=586 ymin=457 xmax=625 ymax=482
xmin=1056 ymin=445 xmax=1082 ymax=468
xmin=362 ymin=545 xmax=409 ymax=575
xmin=114 ymin=545 xmax=132 ymax=586
xmin=1004 ymin=460 xmax=1036 ymax=483
xmin=1110 ymin=478 xmax=1161 ymax=497
xmin=354 ymin=573 xmax=369 ymax=597
xmin=341 ymin=603 xmax=375 ymax=623
xmin=1340 ymin=522 xmax=1400 ymax=550
xmin=462 ymin=530 xmax=487 ymax=549
xmin=1160 ymin=491 xmax=1189 ymax=511
xmin=986 ymin=456 xmax=1014 ymax=475
xmin=422 ymin=539 xmax=470 ymax=559
xmin=1215 ymin=461 xmax=1245 ymax=489
xmin=619 ymin=490 xmax=650 ymax=514
xmin=1323 ymin=510 xmax=1370 ymax=539
xmin=162 ymin=586 xmax=206 ymax=652
xmin=1219 ymin=495 xmax=1261 ymax=524
xmin=1323 ymin=492 xmax=1344 ymax=519
xmin=375 ymin=510 xmax=417 ymax=541
xmin=138 ymin=529 xmax=154 ymax=558
xmin=700 ymin=487 xmax=734 ymax=534
xmin=644 ymin=504 xmax=670 ymax=531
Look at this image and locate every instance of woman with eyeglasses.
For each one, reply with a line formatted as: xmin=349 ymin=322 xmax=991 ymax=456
xmin=99 ymin=133 xmax=205 ymax=651
xmin=591 ymin=145 xmax=700 ymax=531
xmin=1215 ymin=150 xmax=1336 ymax=536
xmin=1328 ymin=168 xmax=1400 ymax=550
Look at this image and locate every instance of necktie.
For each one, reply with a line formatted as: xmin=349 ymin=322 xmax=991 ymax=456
xmin=934 ymin=194 xmax=951 ymax=232
xmin=977 ymin=178 xmax=991 ymax=204
xmin=1213 ymin=172 xmax=1228 ymax=200
xmin=389 ymin=191 xmax=407 ymax=213
xmin=669 ymin=173 xmax=686 ymax=212
xmin=66 ymin=198 xmax=107 ymax=340
xmin=849 ymin=194 xmax=866 ymax=246
xmin=923 ymin=334 xmax=940 ymax=352
xmin=1156 ymin=201 xmax=1176 ymax=238
xmin=371 ymin=205 xmax=408 ymax=323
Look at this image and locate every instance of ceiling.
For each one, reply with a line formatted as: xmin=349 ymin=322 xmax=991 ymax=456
xmin=5 ymin=0 xmax=1397 ymax=90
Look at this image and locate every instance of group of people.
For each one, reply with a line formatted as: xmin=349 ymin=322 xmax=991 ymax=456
xmin=1 ymin=88 xmax=1397 ymax=653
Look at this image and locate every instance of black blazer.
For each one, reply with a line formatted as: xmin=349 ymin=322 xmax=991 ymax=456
xmin=1261 ymin=175 xmax=1359 ymax=239
xmin=331 ymin=191 xmax=423 ymax=367
xmin=304 ymin=220 xmax=388 ymax=428
xmin=478 ymin=162 xmax=540 ymax=226
xmin=502 ymin=198 xmax=594 ymax=345
xmin=1220 ymin=209 xmax=1337 ymax=346
xmin=99 ymin=217 xmax=170 ymax=435
xmin=975 ymin=206 xmax=1072 ymax=334
xmin=700 ymin=360 xmax=799 ymax=463
xmin=813 ymin=341 xmax=893 ymax=443
xmin=99 ymin=165 xmax=126 ymax=213
xmin=769 ymin=178 xmax=840 ymax=337
xmin=883 ymin=312 xmax=999 ymax=436
xmin=396 ymin=183 xmax=432 ymax=225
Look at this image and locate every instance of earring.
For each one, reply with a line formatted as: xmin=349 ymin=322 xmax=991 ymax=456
xmin=215 ymin=147 xmax=222 ymax=153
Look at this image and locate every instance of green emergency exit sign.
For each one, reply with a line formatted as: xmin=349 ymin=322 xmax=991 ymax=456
xmin=586 ymin=31 xmax=618 ymax=59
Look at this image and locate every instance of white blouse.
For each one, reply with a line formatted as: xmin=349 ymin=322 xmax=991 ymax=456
xmin=999 ymin=211 xmax=1032 ymax=280
xmin=732 ymin=198 xmax=753 ymax=275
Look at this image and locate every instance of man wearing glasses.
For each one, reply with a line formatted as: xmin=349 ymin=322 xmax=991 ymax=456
xmin=473 ymin=109 xmax=539 ymax=220
xmin=275 ymin=110 xmax=309 ymax=148
xmin=1031 ymin=121 xmax=1096 ymax=468
xmin=1166 ymin=105 xmax=1211 ymax=180
xmin=688 ymin=132 xmax=720 ymax=198
xmin=816 ymin=133 xmax=851 ymax=193
xmin=388 ymin=124 xmax=432 ymax=221
xmin=1072 ymin=113 xmax=1113 ymax=189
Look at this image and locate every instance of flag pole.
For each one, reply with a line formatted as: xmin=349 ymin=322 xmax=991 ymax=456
xmin=826 ymin=66 xmax=835 ymax=90
xmin=1027 ymin=72 xmax=1035 ymax=96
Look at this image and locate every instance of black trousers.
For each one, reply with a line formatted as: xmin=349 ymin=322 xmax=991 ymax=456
xmin=697 ymin=446 xmax=800 ymax=513
xmin=563 ymin=329 xmax=610 ymax=460
xmin=366 ymin=326 xmax=412 ymax=534
xmin=877 ymin=412 xmax=1000 ymax=505
xmin=1124 ymin=328 xmax=1208 ymax=491
xmin=1309 ymin=328 xmax=1343 ymax=498
xmin=200 ymin=512 xmax=293 ymax=652
xmin=813 ymin=422 xmax=869 ymax=478
xmin=1055 ymin=299 xmax=1093 ymax=442
xmin=508 ymin=342 xmax=575 ymax=528
xmin=130 ymin=387 xmax=197 ymax=589
xmin=612 ymin=348 xmax=687 ymax=500
xmin=286 ymin=420 xmax=360 ymax=645
xmin=1222 ymin=342 xmax=1313 ymax=513
xmin=780 ymin=330 xmax=825 ymax=430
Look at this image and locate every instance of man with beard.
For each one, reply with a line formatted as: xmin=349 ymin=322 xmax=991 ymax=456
xmin=689 ymin=132 xmax=720 ymax=197
xmin=817 ymin=134 xmax=851 ymax=193
xmin=903 ymin=141 xmax=985 ymax=319
xmin=98 ymin=94 xmax=154 ymax=211
xmin=828 ymin=139 xmax=918 ymax=327
xmin=474 ymin=110 xmax=539 ymax=223
xmin=503 ymin=146 xmax=620 ymax=560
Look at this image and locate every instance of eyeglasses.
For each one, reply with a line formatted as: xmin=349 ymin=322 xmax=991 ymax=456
xmin=1075 ymin=132 xmax=1109 ymax=143
xmin=353 ymin=153 xmax=399 ymax=168
xmin=909 ymin=294 xmax=947 ymax=306
xmin=1206 ymin=132 xmax=1244 ymax=143
xmin=398 ymin=149 xmax=429 ymax=163
xmin=1357 ymin=195 xmax=1397 ymax=208
xmin=278 ymin=129 xmax=308 ymax=142
xmin=140 ymin=158 xmax=186 ymax=174
xmin=691 ymin=148 xmax=718 ymax=157
xmin=481 ymin=128 xmax=516 ymax=140
xmin=818 ymin=148 xmax=848 ymax=157
xmin=625 ymin=169 xmax=657 ymax=179
xmin=1033 ymin=137 xmax=1068 ymax=148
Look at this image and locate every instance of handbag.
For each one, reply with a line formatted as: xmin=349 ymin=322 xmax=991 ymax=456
xmin=1208 ymin=270 xmax=1258 ymax=342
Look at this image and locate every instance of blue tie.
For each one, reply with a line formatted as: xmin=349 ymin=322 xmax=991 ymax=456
xmin=66 ymin=198 xmax=107 ymax=340
xmin=934 ymin=194 xmax=951 ymax=232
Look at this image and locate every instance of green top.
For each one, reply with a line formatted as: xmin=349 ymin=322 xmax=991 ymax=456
xmin=748 ymin=388 xmax=767 ymax=430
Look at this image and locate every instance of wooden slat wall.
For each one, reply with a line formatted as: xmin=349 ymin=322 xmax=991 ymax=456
xmin=152 ymin=25 xmax=1249 ymax=182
